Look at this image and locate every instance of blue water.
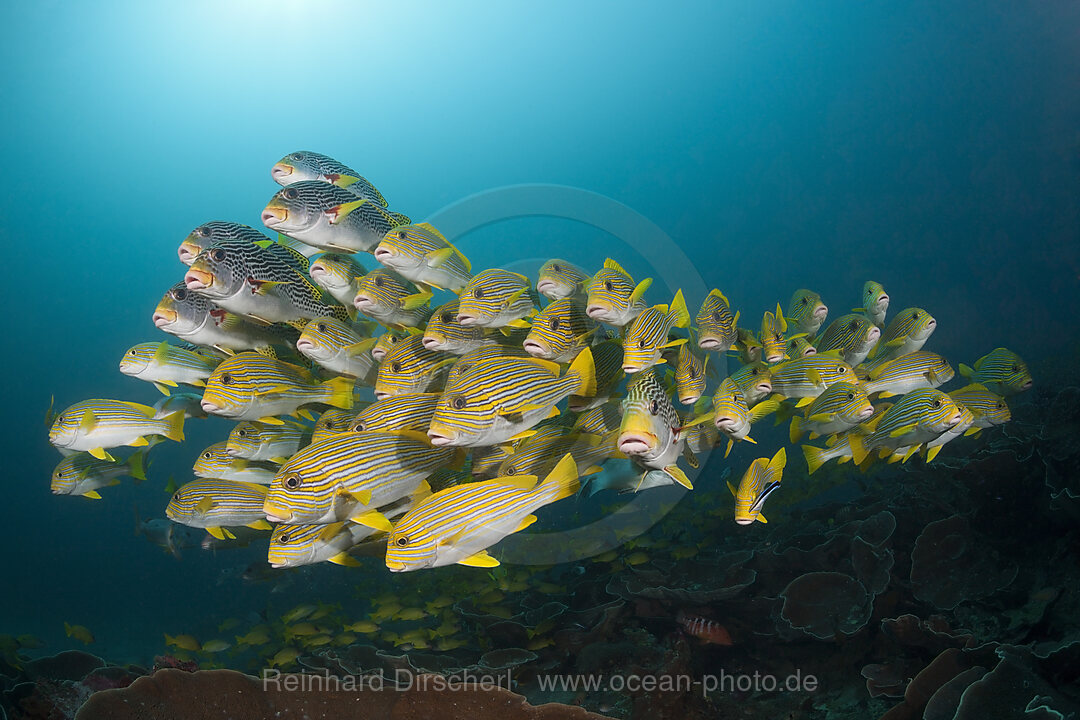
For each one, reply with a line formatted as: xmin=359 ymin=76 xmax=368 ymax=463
xmin=3 ymin=0 xmax=1079 ymax=695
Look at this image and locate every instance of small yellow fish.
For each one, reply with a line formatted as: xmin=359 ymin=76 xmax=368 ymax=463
xmin=164 ymin=633 xmax=200 ymax=652
xmin=64 ymin=623 xmax=94 ymax=645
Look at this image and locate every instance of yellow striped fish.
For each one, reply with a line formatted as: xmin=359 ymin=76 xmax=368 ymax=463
xmin=349 ymin=393 xmax=440 ymax=433
xmin=769 ymin=356 xmax=859 ymax=404
xmin=897 ymin=403 xmax=977 ymax=464
xmin=296 ymin=317 xmax=377 ymax=381
xmin=523 ymin=299 xmax=596 ymax=363
xmin=585 ymin=258 xmax=651 ymax=327
xmin=422 ymin=300 xmax=498 ymax=354
xmin=785 ymin=289 xmax=828 ymax=338
xmin=457 ymin=269 xmax=537 ymax=328
xmin=194 ymin=442 xmax=279 ymax=484
xmin=785 ymin=335 xmax=817 ymax=359
xmin=263 ymin=431 xmax=454 ymax=525
xmin=871 ymin=307 xmax=936 ymax=361
xmin=709 ymin=379 xmax=781 ymax=457
xmin=958 ymin=348 xmax=1032 ymax=396
xmin=226 ymin=420 xmax=309 ymax=463
xmin=848 ymin=389 xmax=962 ymax=467
xmin=728 ymin=362 xmax=774 ymax=406
xmin=49 ymin=400 xmax=184 ymax=460
xmin=801 ymin=402 xmax=891 ymax=474
xmin=859 ymin=351 xmax=954 ymax=397
xmin=816 ymin=314 xmax=881 ymax=367
xmin=372 ymin=328 xmax=410 ymax=362
xmin=353 ymin=269 xmax=433 ymax=328
xmin=695 ymin=289 xmax=739 ymax=353
xmin=385 ymin=454 xmax=579 ymax=571
xmin=621 ymin=290 xmax=690 ymax=373
xmin=166 ymin=479 xmax=273 ymax=540
xmin=727 ymin=447 xmax=785 ymax=525
xmin=311 ymin=408 xmax=359 ymax=444
xmin=617 ymin=370 xmax=693 ymax=489
xmin=373 ymin=222 xmax=473 ymax=292
xmin=51 ymin=450 xmax=147 ymax=499
xmin=854 ymin=281 xmax=889 ymax=327
xmin=200 ymin=352 xmax=353 ymax=422
xmin=569 ymin=339 xmax=624 ymax=411
xmin=573 ymin=399 xmax=623 ymax=437
xmin=758 ymin=303 xmax=789 ymax=364
xmin=496 ymin=424 xmax=611 ymax=480
xmin=269 ymin=521 xmax=378 ymax=568
xmin=537 ymin=259 xmax=589 ymax=300
xmin=373 ymin=334 xmax=455 ymax=400
xmin=119 ymin=342 xmax=221 ymax=395
xmin=788 ymin=381 xmax=874 ymax=443
xmin=469 ymin=444 xmax=516 ymax=480
xmin=948 ymin=383 xmax=1011 ymax=430
xmin=674 ymin=344 xmax=708 ymax=405
xmin=733 ymin=328 xmax=763 ymax=364
xmin=427 ymin=349 xmax=596 ymax=448
xmin=446 ymin=344 xmax=533 ymax=388
xmin=261 ymin=182 xmax=408 ymax=253
xmin=308 ymin=253 xmax=367 ymax=308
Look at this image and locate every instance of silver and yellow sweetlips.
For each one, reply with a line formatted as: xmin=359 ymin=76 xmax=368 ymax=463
xmin=226 ymin=420 xmax=308 ymax=462
xmin=372 ymin=329 xmax=409 ymax=363
xmin=193 ymin=442 xmax=279 ymax=485
xmin=537 ymin=259 xmax=589 ymax=300
xmin=385 ymin=454 xmax=580 ymax=571
xmin=261 ymin=181 xmax=408 ymax=253
xmin=621 ymin=290 xmax=690 ymax=373
xmin=495 ymin=424 xmax=613 ymax=480
xmin=374 ymin=335 xmax=455 ymax=400
xmin=166 ymin=478 xmax=273 ymax=540
xmin=758 ymin=304 xmax=790 ymax=364
xmin=457 ymin=269 xmax=537 ymax=329
xmin=271 ymin=151 xmax=388 ymax=206
xmin=859 ymin=351 xmax=954 ymax=397
xmin=848 ymin=389 xmax=963 ymax=467
xmin=856 ymin=281 xmax=889 ymax=327
xmin=352 ymin=269 xmax=432 ymax=328
xmin=152 ymin=283 xmax=283 ymax=353
xmin=119 ymin=342 xmax=221 ymax=395
xmin=296 ymin=317 xmax=377 ymax=381
xmin=349 ymin=393 xmax=440 ymax=433
xmin=308 ymin=253 xmax=367 ymax=308
xmin=422 ymin=300 xmax=498 ymax=354
xmin=374 ymin=223 xmax=472 ymax=292
xmin=788 ymin=381 xmax=874 ymax=442
xmin=673 ymin=344 xmax=708 ymax=405
xmin=49 ymin=400 xmax=184 ymax=460
xmin=958 ymin=348 xmax=1033 ymax=396
xmin=785 ymin=289 xmax=828 ymax=339
xmin=768 ymin=356 xmax=859 ymax=404
xmin=728 ymin=447 xmax=786 ymax=525
xmin=311 ymin=408 xmax=360 ymax=444
xmin=948 ymin=383 xmax=1011 ymax=429
xmin=523 ymin=299 xmax=596 ymax=363
xmin=268 ymin=514 xmax=410 ymax=568
xmin=200 ymin=352 xmax=353 ymax=422
xmin=871 ymin=307 xmax=936 ymax=361
xmin=695 ymin=289 xmax=739 ymax=353
xmin=728 ymin=361 xmax=774 ymax=406
xmin=707 ymin=378 xmax=781 ymax=457
xmin=51 ymin=450 xmax=147 ymax=499
xmin=617 ymin=371 xmax=693 ymax=490
xmin=816 ymin=314 xmax=881 ymax=367
xmin=427 ymin=349 xmax=596 ymax=448
xmin=585 ymin=258 xmax=651 ymax=327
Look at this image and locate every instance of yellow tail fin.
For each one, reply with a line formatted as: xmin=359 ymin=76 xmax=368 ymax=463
xmin=669 ymin=289 xmax=690 ymax=329
xmin=789 ymin=416 xmax=802 ymax=443
xmin=535 ymin=453 xmax=580 ymax=504
xmin=802 ymin=444 xmax=826 ymax=475
xmin=323 ymin=376 xmax=355 ymax=410
xmin=569 ymin=347 xmax=596 ymax=397
xmin=163 ymin=411 xmax=185 ymax=443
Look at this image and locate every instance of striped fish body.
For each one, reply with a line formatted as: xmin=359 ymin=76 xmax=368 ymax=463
xmin=758 ymin=304 xmax=788 ymax=364
xmin=729 ymin=362 xmax=773 ymax=406
xmin=729 ymin=447 xmax=785 ymax=524
xmin=897 ymin=405 xmax=976 ymax=463
xmin=350 ymin=393 xmax=440 ymax=433
xmin=374 ymin=335 xmax=454 ymax=400
xmin=427 ymin=349 xmax=596 ymax=448
xmin=353 ymin=269 xmax=432 ymax=328
xmin=683 ymin=418 xmax=720 ymax=455
xmin=524 ymin=299 xmax=596 ymax=363
xmin=674 ymin=344 xmax=707 ymax=405
xmin=457 ymin=269 xmax=537 ymax=328
xmin=372 ymin=329 xmax=410 ymax=362
xmin=948 ymin=383 xmax=1011 ymax=429
xmin=153 ymin=393 xmax=208 ymax=419
xmin=801 ymin=433 xmax=859 ymax=475
xmin=734 ymin=327 xmax=763 ymax=365
xmin=166 ymin=479 xmax=271 ymax=532
xmin=860 ymin=351 xmax=954 ymax=397
xmin=585 ymin=259 xmax=651 ymax=327
xmin=872 ymin=307 xmax=936 ymax=362
xmin=959 ymin=348 xmax=1032 ymax=396
xmin=153 ymin=283 xmax=284 ymax=352
xmin=786 ymin=289 xmax=828 ymax=338
xmin=297 ymin=317 xmax=378 ymax=382
xmin=49 ymin=400 xmax=184 ymax=458
xmin=271 ymin=151 xmax=388 ymax=206
xmin=817 ymin=314 xmax=881 ymax=367
xmin=193 ymin=442 xmax=279 ymax=484
xmin=789 ymin=381 xmax=874 ymax=442
xmin=51 ymin=451 xmax=146 ymax=498
xmin=537 ymin=259 xmax=589 ymax=300
xmin=573 ymin=399 xmax=623 ymax=437
xmin=712 ymin=384 xmax=753 ymax=442
xmin=226 ymin=420 xmax=309 ymax=462
xmin=496 ymin=425 xmax=612 ymax=479
xmin=385 ymin=454 xmax=579 ymax=571
xmin=786 ymin=336 xmax=818 ymax=359
xmin=262 ymin=181 xmax=408 ymax=253
xmin=179 ymin=222 xmax=311 ymax=268
xmin=570 ymin=339 xmax=624 ymax=411
xmin=268 ymin=520 xmax=383 ymax=568
xmin=858 ymin=281 xmax=889 ymax=327
xmin=852 ymin=389 xmax=962 ymax=462
xmin=185 ymin=240 xmax=348 ymax=325
xmin=263 ymin=431 xmax=454 ymax=525
xmin=445 ymin=344 xmax=533 ymax=388
xmin=469 ymin=444 xmax=515 ymax=479
xmin=119 ymin=342 xmax=221 ymax=392
xmin=311 ymin=408 xmax=360 ymax=444
xmin=622 ymin=290 xmax=690 ymax=373
xmin=309 ymin=253 xmax=367 ymax=307
xmin=617 ymin=371 xmax=688 ymax=485
xmin=374 ymin=223 xmax=472 ymax=292
xmin=769 ymin=356 xmax=858 ymax=401
xmin=422 ymin=300 xmax=499 ymax=354
xmin=695 ymin=289 xmax=739 ymax=353
xmin=201 ymin=352 xmax=354 ymax=422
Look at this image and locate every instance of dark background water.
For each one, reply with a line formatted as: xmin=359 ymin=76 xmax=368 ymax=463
xmin=1 ymin=0 xmax=1078 ymax=663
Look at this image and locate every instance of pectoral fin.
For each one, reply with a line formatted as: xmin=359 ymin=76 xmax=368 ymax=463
xmin=456 ymin=550 xmax=500 ymax=568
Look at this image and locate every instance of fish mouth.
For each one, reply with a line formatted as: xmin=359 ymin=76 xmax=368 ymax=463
xmin=1021 ymin=379 xmax=1033 ymax=390
xmin=456 ymin=314 xmax=477 ymax=326
xmin=755 ymin=382 xmax=773 ymax=394
xmin=621 ymin=363 xmax=644 ymax=374
xmin=536 ymin=279 xmax=557 ymax=295
xmin=421 ymin=335 xmax=445 ymax=351
xmin=585 ymin=305 xmax=609 ymax=320
xmin=153 ymin=310 xmax=176 ymax=327
xmin=308 ymin=264 xmax=327 ymax=280
xmin=353 ymin=296 xmax=375 ymax=311
xmin=857 ymin=406 xmax=875 ymax=420
xmin=698 ymin=337 xmax=720 ymax=350
xmin=177 ymin=241 xmax=201 ymax=266
xmin=947 ymin=413 xmax=962 ymax=426
xmin=714 ymin=417 xmax=740 ymax=432
xmin=522 ymin=340 xmax=550 ymax=358
xmin=764 ymin=352 xmax=784 ymax=364
xmin=225 ymin=447 xmax=242 ymax=457
xmin=373 ymin=246 xmax=395 ymax=264
xmin=802 ymin=347 xmax=817 ymax=356
xmin=617 ymin=431 xmax=656 ymax=455
xmin=268 ymin=561 xmax=287 ymax=569
xmin=735 ymin=517 xmax=755 ymax=526
xmin=427 ymin=431 xmax=455 ymax=447
xmin=814 ymin=305 xmax=829 ymax=320
xmin=385 ymin=559 xmax=406 ymax=572
xmin=679 ymin=394 xmax=701 ymax=405
xmin=262 ymin=205 xmax=288 ymax=227
xmin=271 ymin=163 xmax=294 ymax=182
xmin=866 ymin=327 xmax=881 ymax=342
xmin=374 ymin=390 xmax=391 ymax=401
xmin=200 ymin=400 xmax=220 ymax=414
xmin=296 ymin=338 xmax=316 ymax=353
xmin=184 ymin=269 xmax=214 ymax=290
xmin=263 ymin=504 xmax=293 ymax=524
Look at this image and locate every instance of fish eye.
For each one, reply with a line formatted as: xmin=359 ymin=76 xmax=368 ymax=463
xmin=197 ymin=226 xmax=211 ymax=238
xmin=396 ymin=536 xmax=409 ymax=547
xmin=57 ymin=415 xmax=64 ymax=423
xmin=284 ymin=188 xmax=299 ymax=200
xmin=996 ymin=402 xmax=1004 ymax=409
xmin=801 ymin=297 xmax=808 ymax=305
xmin=712 ymin=311 xmax=721 ymax=322
xmin=750 ymin=368 xmax=759 ymax=375
xmin=649 ymin=400 xmax=660 ymax=415
xmin=173 ymin=288 xmax=188 ymax=301
xmin=352 ymin=421 xmax=365 ymax=431
xmin=398 ymin=230 xmax=407 ymax=240
xmin=451 ymin=396 xmax=467 ymax=410
xmin=774 ymin=333 xmax=782 ymax=341
xmin=551 ymin=317 xmax=561 ymax=331
xmin=374 ymin=275 xmax=385 ymax=287
xmin=473 ymin=287 xmax=485 ymax=299
xmin=220 ymin=373 xmax=233 ymax=385
xmin=848 ymin=321 xmax=858 ymax=332
xmin=836 ymin=366 xmax=843 ymax=373
xmin=505 ymin=466 xmax=516 ymax=475
xmin=933 ymin=398 xmax=942 ymax=408
xmin=284 ymin=475 xmax=302 ymax=489
xmin=847 ymin=392 xmax=855 ymax=400
xmin=173 ymin=492 xmax=181 ymax=501
xmin=129 ymin=349 xmax=137 ymax=355
xmin=316 ymin=323 xmax=327 ymax=333
xmin=211 ymin=248 xmax=226 ymax=262
xmin=912 ymin=311 xmax=920 ymax=320
xmin=638 ymin=339 xmax=646 ymax=349
xmin=203 ymin=451 xmax=212 ymax=459
xmin=552 ymin=263 xmax=561 ymax=272
xmin=391 ymin=361 xmax=402 ymax=373
xmin=279 ymin=533 xmax=292 ymax=543
xmin=604 ymin=280 xmax=614 ymax=292
xmin=291 ymin=153 xmax=305 ymax=161
xmin=237 ymin=429 xmax=246 ymax=437
xmin=55 ymin=470 xmax=64 ymax=478
xmin=1011 ymin=364 xmax=1019 ymax=373
xmin=440 ymin=312 xmax=453 ymax=323
xmin=688 ymin=367 xmax=697 ymax=379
